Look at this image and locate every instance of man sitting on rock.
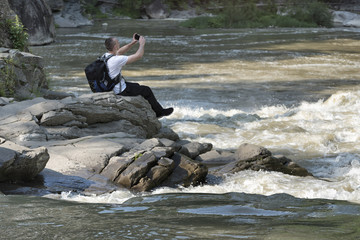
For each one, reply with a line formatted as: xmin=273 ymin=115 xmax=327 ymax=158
xmin=104 ymin=35 xmax=173 ymax=118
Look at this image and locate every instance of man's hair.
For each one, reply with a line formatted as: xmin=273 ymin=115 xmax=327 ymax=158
xmin=105 ymin=37 xmax=117 ymax=51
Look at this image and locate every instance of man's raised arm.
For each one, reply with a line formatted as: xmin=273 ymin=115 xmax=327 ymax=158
xmin=116 ymin=33 xmax=138 ymax=55
xmin=127 ymin=36 xmax=146 ymax=64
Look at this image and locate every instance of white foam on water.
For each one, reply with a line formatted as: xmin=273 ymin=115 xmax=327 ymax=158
xmin=166 ymin=90 xmax=360 ymax=155
xmin=59 ymin=163 xmax=360 ymax=204
xmin=48 ymin=189 xmax=137 ymax=204
xmin=152 ymin=167 xmax=360 ymax=204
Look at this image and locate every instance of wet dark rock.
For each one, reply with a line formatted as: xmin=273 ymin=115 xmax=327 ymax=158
xmin=160 ymin=152 xmax=208 ymax=188
xmin=214 ymin=143 xmax=312 ymax=177
xmin=116 ymin=152 xmax=158 ymax=189
xmin=178 ymin=141 xmax=213 ymax=159
xmin=196 ymin=149 xmax=236 ymax=166
xmin=99 ymin=140 xmax=207 ymax=192
xmin=236 ymin=143 xmax=272 ymax=161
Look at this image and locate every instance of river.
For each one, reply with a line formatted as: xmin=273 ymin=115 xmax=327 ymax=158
xmin=2 ymin=19 xmax=360 ymax=239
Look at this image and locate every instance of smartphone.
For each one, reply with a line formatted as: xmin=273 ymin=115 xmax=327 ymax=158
xmin=135 ymin=34 xmax=140 ymax=40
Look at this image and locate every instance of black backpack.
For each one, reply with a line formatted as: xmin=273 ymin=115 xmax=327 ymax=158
xmin=84 ymin=54 xmax=120 ymax=92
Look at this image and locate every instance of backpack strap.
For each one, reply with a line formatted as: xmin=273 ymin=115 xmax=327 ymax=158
xmin=99 ymin=54 xmax=121 ymax=91
xmin=103 ymin=54 xmax=122 ymax=84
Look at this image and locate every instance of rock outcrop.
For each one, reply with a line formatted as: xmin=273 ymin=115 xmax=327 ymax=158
xmin=52 ymin=0 xmax=93 ymax=28
xmin=0 ymin=94 xmax=313 ymax=196
xmin=99 ymin=138 xmax=208 ymax=192
xmin=145 ymin=0 xmax=170 ymax=19
xmin=333 ymin=11 xmax=360 ymax=27
xmin=0 ymin=48 xmax=48 ymax=99
xmin=1 ymin=0 xmax=51 ymax=99
xmin=9 ymin=0 xmax=56 ymax=45
xmin=0 ymin=93 xmax=162 ymax=143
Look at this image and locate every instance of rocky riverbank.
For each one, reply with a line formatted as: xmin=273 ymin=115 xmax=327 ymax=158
xmin=0 ymin=93 xmax=312 ymax=196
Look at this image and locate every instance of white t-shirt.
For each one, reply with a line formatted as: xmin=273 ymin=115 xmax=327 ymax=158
xmin=104 ymin=53 xmax=128 ymax=94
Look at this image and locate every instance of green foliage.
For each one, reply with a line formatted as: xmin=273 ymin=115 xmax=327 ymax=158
xmin=182 ymin=0 xmax=333 ymax=29
xmin=134 ymin=153 xmax=143 ymax=161
xmin=285 ymin=0 xmax=333 ymax=27
xmin=6 ymin=16 xmax=28 ymax=51
xmin=83 ymin=0 xmax=108 ymax=19
xmin=113 ymin=0 xmax=153 ymax=19
xmin=0 ymin=58 xmax=16 ymax=97
xmin=84 ymin=0 xmax=213 ymax=19
xmin=181 ymin=16 xmax=224 ymax=28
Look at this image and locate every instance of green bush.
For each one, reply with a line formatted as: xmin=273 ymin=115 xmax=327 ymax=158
xmin=0 ymin=58 xmax=16 ymax=97
xmin=181 ymin=16 xmax=224 ymax=28
xmin=284 ymin=0 xmax=333 ymax=27
xmin=181 ymin=0 xmax=333 ymax=29
xmin=6 ymin=16 xmax=28 ymax=51
xmin=307 ymin=1 xmax=333 ymax=27
xmin=83 ymin=0 xmax=213 ymax=19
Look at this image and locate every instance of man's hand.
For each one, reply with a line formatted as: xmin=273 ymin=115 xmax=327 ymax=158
xmin=138 ymin=35 xmax=146 ymax=46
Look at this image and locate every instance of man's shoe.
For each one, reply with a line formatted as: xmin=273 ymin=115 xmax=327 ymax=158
xmin=157 ymin=107 xmax=174 ymax=118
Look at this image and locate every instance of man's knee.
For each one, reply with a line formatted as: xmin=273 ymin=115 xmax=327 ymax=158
xmin=140 ymin=85 xmax=152 ymax=97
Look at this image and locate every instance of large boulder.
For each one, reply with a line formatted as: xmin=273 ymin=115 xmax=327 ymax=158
xmin=145 ymin=0 xmax=170 ymax=19
xmin=0 ymin=48 xmax=48 ymax=99
xmin=0 ymin=93 xmax=162 ymax=143
xmin=8 ymin=0 xmax=56 ymax=45
xmin=0 ymin=138 xmax=49 ymax=182
xmin=53 ymin=0 xmax=93 ymax=28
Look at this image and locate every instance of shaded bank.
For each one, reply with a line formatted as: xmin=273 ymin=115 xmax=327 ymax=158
xmin=182 ymin=0 xmax=334 ymax=28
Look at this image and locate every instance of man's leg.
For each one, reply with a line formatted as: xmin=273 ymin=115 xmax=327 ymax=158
xmin=120 ymin=82 xmax=171 ymax=117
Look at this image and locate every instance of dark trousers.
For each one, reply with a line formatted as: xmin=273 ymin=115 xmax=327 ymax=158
xmin=118 ymin=82 xmax=163 ymax=115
